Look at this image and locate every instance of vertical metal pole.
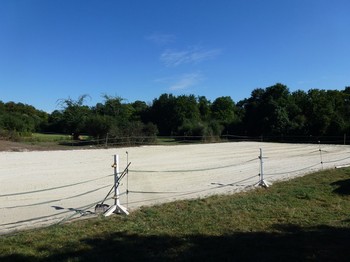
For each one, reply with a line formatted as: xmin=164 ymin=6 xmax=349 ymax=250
xmin=116 ymin=154 xmax=120 ymax=205
xmin=344 ymin=133 xmax=346 ymax=145
xmin=257 ymin=148 xmax=269 ymax=188
xmin=113 ymin=154 xmax=121 ymax=206
xmin=259 ymin=148 xmax=264 ymax=182
xmin=318 ymin=141 xmax=324 ymax=169
xmin=113 ymin=154 xmax=117 ymax=206
xmin=126 ymin=151 xmax=129 ymax=209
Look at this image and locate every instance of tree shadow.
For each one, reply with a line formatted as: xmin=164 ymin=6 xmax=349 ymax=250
xmin=1 ymin=224 xmax=349 ymax=261
xmin=331 ymin=179 xmax=350 ymax=195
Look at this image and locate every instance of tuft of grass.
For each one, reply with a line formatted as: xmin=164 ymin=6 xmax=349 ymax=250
xmin=1 ymin=168 xmax=350 ymax=261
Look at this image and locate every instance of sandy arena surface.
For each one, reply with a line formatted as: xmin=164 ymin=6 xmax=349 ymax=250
xmin=1 ymin=141 xmax=350 ymax=235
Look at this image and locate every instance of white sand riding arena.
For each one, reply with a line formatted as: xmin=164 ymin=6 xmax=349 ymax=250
xmin=1 ymin=142 xmax=350 ymax=235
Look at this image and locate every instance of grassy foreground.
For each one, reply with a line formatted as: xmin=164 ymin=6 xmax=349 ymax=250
xmin=1 ymin=168 xmax=350 ymax=261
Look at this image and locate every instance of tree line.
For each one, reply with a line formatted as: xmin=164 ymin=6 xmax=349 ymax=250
xmin=1 ymin=83 xmax=350 ymax=143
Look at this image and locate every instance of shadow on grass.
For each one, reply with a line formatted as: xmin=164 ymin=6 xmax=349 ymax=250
xmin=331 ymin=178 xmax=350 ymax=195
xmin=1 ymin=224 xmax=349 ymax=261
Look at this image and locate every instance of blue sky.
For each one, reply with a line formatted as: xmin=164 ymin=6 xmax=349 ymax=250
xmin=1 ymin=0 xmax=349 ymax=112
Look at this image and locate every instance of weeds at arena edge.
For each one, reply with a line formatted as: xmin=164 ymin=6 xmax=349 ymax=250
xmin=1 ymin=167 xmax=350 ymax=261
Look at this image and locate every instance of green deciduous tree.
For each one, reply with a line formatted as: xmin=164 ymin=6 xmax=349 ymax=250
xmin=0 ymin=101 xmax=48 ymax=138
xmin=211 ymin=96 xmax=236 ymax=124
xmin=240 ymin=84 xmax=292 ymax=136
xmin=149 ymin=94 xmax=178 ymax=135
xmin=58 ymin=95 xmax=91 ymax=140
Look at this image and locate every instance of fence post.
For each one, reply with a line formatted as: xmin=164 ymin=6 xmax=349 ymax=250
xmin=105 ymin=133 xmax=109 ymax=148
xmin=257 ymin=148 xmax=269 ymax=188
xmin=318 ymin=141 xmax=324 ymax=169
xmin=104 ymin=154 xmax=129 ymax=216
xmin=114 ymin=154 xmax=119 ymax=205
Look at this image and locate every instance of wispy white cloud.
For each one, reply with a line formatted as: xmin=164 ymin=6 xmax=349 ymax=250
xmin=146 ymin=33 xmax=176 ymax=45
xmin=155 ymin=72 xmax=203 ymax=91
xmin=160 ymin=47 xmax=221 ymax=67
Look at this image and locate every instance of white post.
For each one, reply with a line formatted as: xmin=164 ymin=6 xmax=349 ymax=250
xmin=259 ymin=148 xmax=263 ymax=179
xmin=257 ymin=148 xmax=269 ymax=188
xmin=104 ymin=154 xmax=129 ymax=216
xmin=126 ymin=151 xmax=129 ymax=209
xmin=115 ymin=154 xmax=121 ymax=206
xmin=318 ymin=141 xmax=324 ymax=170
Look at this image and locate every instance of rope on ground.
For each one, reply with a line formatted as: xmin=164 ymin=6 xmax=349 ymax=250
xmin=58 ymin=190 xmax=128 ymax=224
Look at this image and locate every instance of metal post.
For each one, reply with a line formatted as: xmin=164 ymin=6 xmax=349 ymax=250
xmin=113 ymin=154 xmax=120 ymax=205
xmin=104 ymin=154 xmax=129 ymax=216
xmin=257 ymin=148 xmax=269 ymax=188
xmin=126 ymin=151 xmax=129 ymax=209
xmin=318 ymin=141 xmax=324 ymax=169
xmin=259 ymin=148 xmax=264 ymax=181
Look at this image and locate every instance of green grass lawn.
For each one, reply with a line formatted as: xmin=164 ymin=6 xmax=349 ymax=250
xmin=1 ymin=168 xmax=350 ymax=261
xmin=156 ymin=137 xmax=178 ymax=145
xmin=31 ymin=133 xmax=71 ymax=142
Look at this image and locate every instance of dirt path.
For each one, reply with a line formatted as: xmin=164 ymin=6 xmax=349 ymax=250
xmin=1 ymin=142 xmax=350 ymax=235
